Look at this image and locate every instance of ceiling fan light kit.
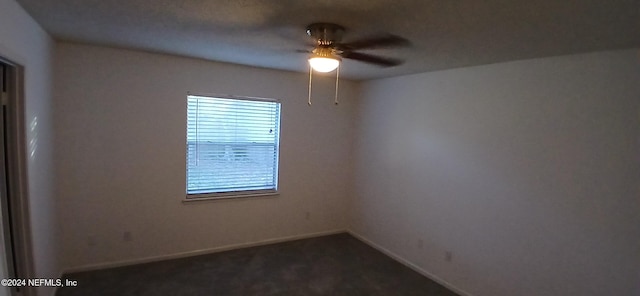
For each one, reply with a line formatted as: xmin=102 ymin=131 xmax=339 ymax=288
xmin=308 ymin=47 xmax=341 ymax=73
xmin=308 ymin=57 xmax=340 ymax=73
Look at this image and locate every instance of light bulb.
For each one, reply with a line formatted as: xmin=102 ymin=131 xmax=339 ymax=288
xmin=309 ymin=57 xmax=340 ymax=73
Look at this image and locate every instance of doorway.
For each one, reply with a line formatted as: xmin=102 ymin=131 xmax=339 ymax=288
xmin=0 ymin=58 xmax=31 ymax=296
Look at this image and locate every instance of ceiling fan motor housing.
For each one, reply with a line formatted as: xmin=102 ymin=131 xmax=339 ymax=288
xmin=306 ymin=23 xmax=345 ymax=46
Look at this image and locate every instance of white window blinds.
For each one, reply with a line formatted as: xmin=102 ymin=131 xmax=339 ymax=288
xmin=186 ymin=95 xmax=281 ymax=198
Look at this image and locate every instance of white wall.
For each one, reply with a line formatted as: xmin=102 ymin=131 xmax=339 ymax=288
xmin=54 ymin=42 xmax=357 ymax=270
xmin=352 ymin=49 xmax=640 ymax=296
xmin=0 ymin=0 xmax=58 ymax=295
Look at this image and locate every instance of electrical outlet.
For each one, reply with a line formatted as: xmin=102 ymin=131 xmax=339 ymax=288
xmin=445 ymin=251 xmax=453 ymax=262
xmin=123 ymin=231 xmax=133 ymax=242
xmin=417 ymin=239 xmax=423 ymax=249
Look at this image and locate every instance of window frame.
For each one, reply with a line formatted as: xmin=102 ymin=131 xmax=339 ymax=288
xmin=184 ymin=93 xmax=282 ymax=202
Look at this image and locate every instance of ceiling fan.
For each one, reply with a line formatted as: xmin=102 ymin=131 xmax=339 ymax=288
xmin=301 ymin=23 xmax=410 ymax=73
xmin=300 ymin=23 xmax=409 ymax=105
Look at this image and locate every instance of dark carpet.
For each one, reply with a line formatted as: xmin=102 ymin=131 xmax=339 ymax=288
xmin=57 ymin=233 xmax=460 ymax=296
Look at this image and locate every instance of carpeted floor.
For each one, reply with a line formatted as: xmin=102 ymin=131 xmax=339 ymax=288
xmin=57 ymin=233 xmax=460 ymax=296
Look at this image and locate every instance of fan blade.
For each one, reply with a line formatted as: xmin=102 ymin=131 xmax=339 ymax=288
xmin=341 ymin=51 xmax=403 ymax=67
xmin=296 ymin=49 xmax=311 ymax=54
xmin=338 ymin=35 xmax=409 ymax=50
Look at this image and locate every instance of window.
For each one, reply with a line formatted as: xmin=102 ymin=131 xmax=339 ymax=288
xmin=186 ymin=94 xmax=281 ymax=199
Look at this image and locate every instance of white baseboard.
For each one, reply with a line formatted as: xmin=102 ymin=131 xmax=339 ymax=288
xmin=62 ymin=229 xmax=346 ymax=274
xmin=347 ymin=229 xmax=474 ymax=296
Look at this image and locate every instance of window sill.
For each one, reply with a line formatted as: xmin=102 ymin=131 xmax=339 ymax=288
xmin=182 ymin=192 xmax=280 ymax=204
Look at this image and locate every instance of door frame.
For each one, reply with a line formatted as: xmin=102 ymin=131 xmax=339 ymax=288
xmin=1 ymin=57 xmax=35 ymax=296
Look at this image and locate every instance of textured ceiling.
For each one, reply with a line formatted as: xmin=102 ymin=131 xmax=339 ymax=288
xmin=16 ymin=0 xmax=640 ymax=80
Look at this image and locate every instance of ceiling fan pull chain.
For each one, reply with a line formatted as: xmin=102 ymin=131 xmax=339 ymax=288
xmin=334 ymin=65 xmax=340 ymax=105
xmin=308 ymin=65 xmax=313 ymax=106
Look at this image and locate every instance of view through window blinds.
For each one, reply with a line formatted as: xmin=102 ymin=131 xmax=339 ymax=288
xmin=186 ymin=95 xmax=281 ymax=197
